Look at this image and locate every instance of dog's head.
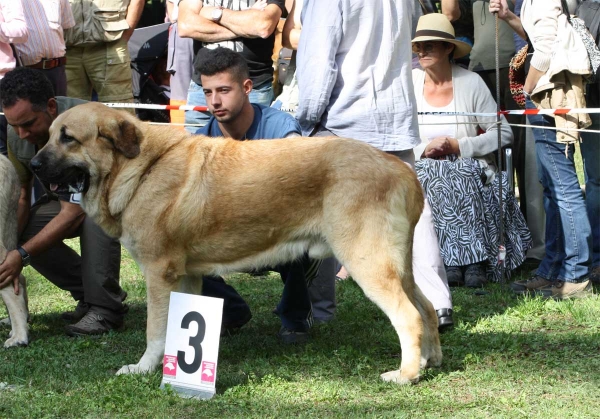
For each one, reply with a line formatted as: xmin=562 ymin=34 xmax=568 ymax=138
xmin=30 ymin=103 xmax=142 ymax=196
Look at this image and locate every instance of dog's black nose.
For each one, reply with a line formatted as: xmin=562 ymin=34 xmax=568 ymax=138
xmin=29 ymin=157 xmax=43 ymax=173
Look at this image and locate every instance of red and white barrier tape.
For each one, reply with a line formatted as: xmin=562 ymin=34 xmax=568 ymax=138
xmin=99 ymin=103 xmax=600 ymax=116
xmin=103 ymin=102 xmax=210 ymax=112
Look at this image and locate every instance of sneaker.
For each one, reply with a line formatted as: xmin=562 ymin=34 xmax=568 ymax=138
xmin=65 ymin=306 xmax=125 ymax=336
xmin=590 ymin=266 xmax=600 ymax=285
xmin=510 ymin=275 xmax=554 ymax=295
xmin=464 ymin=263 xmax=486 ymax=288
xmin=278 ymin=326 xmax=309 ymax=344
xmin=61 ymin=300 xmax=90 ymax=323
xmin=445 ymin=265 xmax=464 ymax=287
xmin=535 ymin=280 xmax=593 ymax=300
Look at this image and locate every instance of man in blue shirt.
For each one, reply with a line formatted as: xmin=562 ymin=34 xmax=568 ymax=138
xmin=195 ymin=47 xmax=318 ymax=343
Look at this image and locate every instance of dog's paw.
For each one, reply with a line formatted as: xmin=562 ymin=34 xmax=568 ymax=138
xmin=0 ymin=317 xmax=11 ymax=327
xmin=116 ymin=363 xmax=154 ymax=375
xmin=380 ymin=369 xmax=419 ymax=385
xmin=4 ymin=334 xmax=28 ymax=348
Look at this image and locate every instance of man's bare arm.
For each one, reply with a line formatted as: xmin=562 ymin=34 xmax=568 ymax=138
xmin=0 ymin=199 xmax=84 ymax=290
xmin=122 ymin=0 xmax=145 ymax=42
xmin=441 ymin=0 xmax=461 ymax=22
xmin=178 ymin=0 xmax=238 ymax=42
xmin=201 ymin=4 xmax=283 ymax=39
xmin=282 ymin=0 xmax=302 ymax=49
xmin=20 ymin=200 xmax=85 ymax=258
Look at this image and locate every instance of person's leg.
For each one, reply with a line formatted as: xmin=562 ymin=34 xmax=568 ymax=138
xmin=524 ymin=125 xmax=546 ymax=261
xmin=201 ymin=275 xmax=252 ymax=331
xmin=65 ymin=46 xmax=93 ymax=100
xmin=87 ymin=39 xmax=134 ymax=103
xmin=386 ymin=150 xmax=453 ymax=317
xmin=307 ymin=127 xmax=342 ymax=322
xmin=78 ymin=216 xmax=127 ymax=319
xmin=168 ymin=24 xmax=194 ymax=126
xmin=272 ymin=255 xmax=319 ymax=338
xmin=580 ymin=112 xmax=600 ymax=271
xmin=248 ymin=80 xmax=274 ymax=107
xmin=36 ymin=66 xmax=68 ymax=97
xmin=19 ymin=199 xmax=85 ymax=301
xmin=526 ymin=98 xmax=591 ymax=285
xmin=184 ymin=80 xmax=212 ymax=133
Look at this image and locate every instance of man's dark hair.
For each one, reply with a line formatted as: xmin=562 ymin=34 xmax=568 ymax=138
xmin=196 ymin=47 xmax=250 ymax=83
xmin=0 ymin=67 xmax=55 ymax=111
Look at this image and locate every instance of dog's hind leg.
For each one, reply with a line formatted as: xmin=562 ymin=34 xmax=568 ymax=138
xmin=2 ymin=274 xmax=29 ymax=348
xmin=342 ymin=242 xmax=424 ymax=385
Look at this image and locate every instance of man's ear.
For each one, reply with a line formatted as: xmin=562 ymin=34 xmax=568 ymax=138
xmin=47 ymin=98 xmax=58 ymax=118
xmin=243 ymin=78 xmax=253 ymax=95
xmin=99 ymin=116 xmax=141 ymax=159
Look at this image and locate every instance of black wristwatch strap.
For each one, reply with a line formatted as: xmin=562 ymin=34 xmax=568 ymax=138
xmin=17 ymin=246 xmax=31 ymax=267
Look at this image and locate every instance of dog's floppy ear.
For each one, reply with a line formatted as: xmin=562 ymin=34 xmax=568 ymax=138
xmin=99 ymin=116 xmax=141 ymax=159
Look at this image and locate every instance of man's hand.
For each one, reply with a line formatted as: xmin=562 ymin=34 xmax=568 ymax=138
xmin=489 ymin=0 xmax=510 ymax=20
xmin=0 ymin=250 xmax=22 ymax=294
xmin=423 ymin=136 xmax=460 ymax=158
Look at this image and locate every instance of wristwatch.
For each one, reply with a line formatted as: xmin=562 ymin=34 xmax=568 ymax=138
xmin=211 ymin=6 xmax=224 ymax=22
xmin=16 ymin=246 xmax=31 ymax=267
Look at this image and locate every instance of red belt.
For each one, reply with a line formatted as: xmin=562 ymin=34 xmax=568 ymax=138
xmin=26 ymin=56 xmax=67 ymax=70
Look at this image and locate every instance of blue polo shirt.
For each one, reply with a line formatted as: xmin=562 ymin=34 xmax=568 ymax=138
xmin=195 ymin=103 xmax=301 ymax=139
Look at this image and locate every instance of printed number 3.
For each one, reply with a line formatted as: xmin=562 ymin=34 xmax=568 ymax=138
xmin=177 ymin=311 xmax=206 ymax=374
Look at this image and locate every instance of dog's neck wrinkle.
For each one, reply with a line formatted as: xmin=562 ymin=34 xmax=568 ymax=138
xmin=107 ymin=140 xmax=180 ymax=219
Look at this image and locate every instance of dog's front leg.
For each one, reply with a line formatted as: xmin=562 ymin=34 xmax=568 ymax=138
xmin=117 ymin=268 xmax=180 ymax=375
xmin=2 ymin=274 xmax=28 ymax=348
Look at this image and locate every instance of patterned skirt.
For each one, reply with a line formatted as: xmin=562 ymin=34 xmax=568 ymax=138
xmin=415 ymin=156 xmax=532 ymax=282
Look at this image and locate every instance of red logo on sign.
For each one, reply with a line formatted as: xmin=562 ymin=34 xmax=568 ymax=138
xmin=201 ymin=361 xmax=216 ymax=384
xmin=163 ymin=355 xmax=178 ymax=377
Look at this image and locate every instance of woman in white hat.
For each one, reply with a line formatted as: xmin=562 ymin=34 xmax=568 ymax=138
xmin=411 ymin=13 xmax=530 ymax=287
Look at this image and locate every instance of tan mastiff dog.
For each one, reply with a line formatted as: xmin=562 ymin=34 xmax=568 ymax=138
xmin=31 ymin=102 xmax=441 ymax=384
xmin=0 ymin=155 xmax=29 ymax=348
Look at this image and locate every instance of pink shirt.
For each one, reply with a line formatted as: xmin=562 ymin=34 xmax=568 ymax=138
xmin=14 ymin=0 xmax=75 ymax=66
xmin=0 ymin=0 xmax=28 ymax=77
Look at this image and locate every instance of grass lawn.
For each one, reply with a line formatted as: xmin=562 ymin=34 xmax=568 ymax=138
xmin=1 ymin=242 xmax=599 ymax=418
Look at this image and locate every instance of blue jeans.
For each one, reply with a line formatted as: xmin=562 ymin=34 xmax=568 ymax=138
xmin=580 ymin=112 xmax=600 ymax=268
xmin=526 ymin=98 xmax=591 ymax=282
xmin=184 ymin=79 xmax=275 ymax=133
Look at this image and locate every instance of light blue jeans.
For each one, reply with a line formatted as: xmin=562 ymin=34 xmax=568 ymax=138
xmin=184 ymin=79 xmax=275 ymax=133
xmin=580 ymin=112 xmax=600 ymax=269
xmin=526 ymin=98 xmax=592 ymax=282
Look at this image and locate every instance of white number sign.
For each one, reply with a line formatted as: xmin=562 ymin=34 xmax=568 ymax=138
xmin=160 ymin=292 xmax=224 ymax=399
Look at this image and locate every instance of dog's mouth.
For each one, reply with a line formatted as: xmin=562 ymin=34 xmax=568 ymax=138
xmin=45 ymin=167 xmax=90 ymax=195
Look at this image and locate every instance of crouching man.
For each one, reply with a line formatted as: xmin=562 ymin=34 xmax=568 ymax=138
xmin=0 ymin=67 xmax=128 ymax=336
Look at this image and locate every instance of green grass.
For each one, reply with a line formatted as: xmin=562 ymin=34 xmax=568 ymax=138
xmin=1 ymin=244 xmax=599 ymax=418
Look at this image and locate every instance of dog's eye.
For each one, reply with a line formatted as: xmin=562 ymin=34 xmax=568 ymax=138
xmin=60 ymin=127 xmax=79 ymax=144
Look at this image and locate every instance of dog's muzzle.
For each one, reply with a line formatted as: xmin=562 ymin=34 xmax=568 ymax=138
xmin=30 ymin=153 xmax=90 ymax=195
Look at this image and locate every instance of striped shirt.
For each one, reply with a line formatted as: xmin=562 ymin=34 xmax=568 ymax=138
xmin=14 ymin=0 xmax=75 ymax=66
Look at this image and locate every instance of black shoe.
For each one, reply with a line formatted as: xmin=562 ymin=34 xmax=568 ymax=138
xmin=65 ymin=305 xmax=126 ymax=336
xmin=61 ymin=300 xmax=91 ymax=323
xmin=464 ymin=263 xmax=486 ymax=288
xmin=278 ymin=326 xmax=310 ymax=344
xmin=220 ymin=310 xmax=252 ymax=337
xmin=436 ymin=308 xmax=454 ymax=332
xmin=445 ymin=265 xmax=464 ymax=287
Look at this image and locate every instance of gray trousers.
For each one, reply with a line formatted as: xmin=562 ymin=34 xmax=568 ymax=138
xmin=20 ymin=198 xmax=126 ymax=320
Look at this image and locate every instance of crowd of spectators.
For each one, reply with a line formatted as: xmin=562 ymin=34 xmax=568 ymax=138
xmin=0 ymin=0 xmax=598 ymax=340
